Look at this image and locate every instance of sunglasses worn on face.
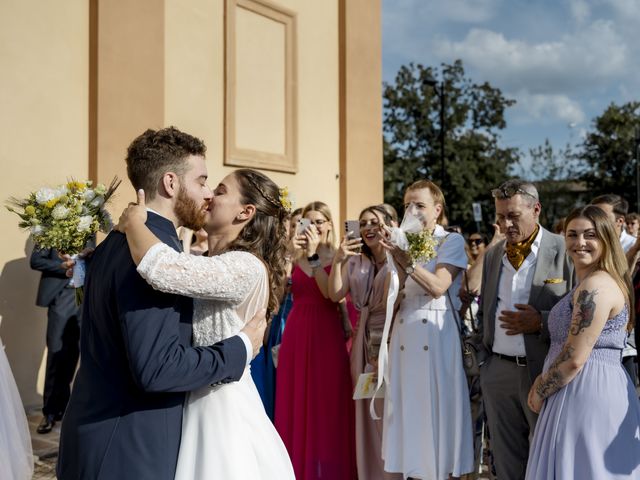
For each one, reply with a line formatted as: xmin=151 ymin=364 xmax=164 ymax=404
xmin=468 ymin=238 xmax=484 ymax=246
xmin=491 ymin=186 xmax=538 ymax=201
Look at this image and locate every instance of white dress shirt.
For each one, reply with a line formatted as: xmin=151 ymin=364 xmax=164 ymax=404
xmin=620 ymin=229 xmax=636 ymax=253
xmin=492 ymin=228 xmax=543 ymax=357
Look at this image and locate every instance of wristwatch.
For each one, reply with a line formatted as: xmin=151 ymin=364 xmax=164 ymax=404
xmin=307 ymin=253 xmax=321 ymax=268
xmin=404 ymin=262 xmax=416 ymax=275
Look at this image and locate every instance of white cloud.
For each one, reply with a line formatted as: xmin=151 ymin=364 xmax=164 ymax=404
xmin=434 ymin=0 xmax=502 ymax=23
xmin=511 ymin=92 xmax=586 ymax=125
xmin=434 ymin=21 xmax=628 ymax=94
xmin=567 ymin=0 xmax=591 ymax=24
xmin=606 ymin=0 xmax=640 ymax=21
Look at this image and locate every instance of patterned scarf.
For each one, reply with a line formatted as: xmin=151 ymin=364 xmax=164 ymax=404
xmin=505 ymin=225 xmax=539 ymax=270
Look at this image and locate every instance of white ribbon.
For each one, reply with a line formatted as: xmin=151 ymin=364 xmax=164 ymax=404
xmin=368 ymin=206 xmax=425 ymax=420
xmin=369 ymin=249 xmax=400 ymax=420
xmin=68 ymin=254 xmax=86 ymax=288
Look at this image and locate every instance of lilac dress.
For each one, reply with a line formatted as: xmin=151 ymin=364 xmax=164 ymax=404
xmin=526 ymin=288 xmax=640 ymax=479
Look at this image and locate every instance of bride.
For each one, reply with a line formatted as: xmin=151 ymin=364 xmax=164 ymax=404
xmin=117 ymin=168 xmax=295 ymax=479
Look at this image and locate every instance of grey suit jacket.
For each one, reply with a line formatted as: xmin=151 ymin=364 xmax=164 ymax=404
xmin=477 ymin=227 xmax=574 ymax=381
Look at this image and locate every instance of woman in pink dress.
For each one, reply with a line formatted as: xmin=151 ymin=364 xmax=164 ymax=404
xmin=275 ymin=201 xmax=356 ymax=480
xmin=328 ymin=205 xmax=402 ymax=480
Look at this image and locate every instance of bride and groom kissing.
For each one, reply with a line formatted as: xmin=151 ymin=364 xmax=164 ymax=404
xmin=57 ymin=127 xmax=296 ymax=479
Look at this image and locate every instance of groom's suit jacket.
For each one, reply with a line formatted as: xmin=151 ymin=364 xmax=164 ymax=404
xmin=57 ymin=212 xmax=247 ymax=480
xmin=476 ymin=227 xmax=574 ymax=381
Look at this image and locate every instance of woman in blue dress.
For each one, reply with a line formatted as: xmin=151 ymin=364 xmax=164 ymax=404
xmin=526 ymin=205 xmax=640 ymax=479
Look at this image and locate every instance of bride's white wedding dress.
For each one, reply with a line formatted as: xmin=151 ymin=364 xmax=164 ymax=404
xmin=0 ymin=337 xmax=34 ymax=480
xmin=137 ymin=244 xmax=295 ymax=480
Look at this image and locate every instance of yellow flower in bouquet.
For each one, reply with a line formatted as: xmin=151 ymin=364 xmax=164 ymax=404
xmin=6 ymin=177 xmax=120 ymax=254
xmin=405 ymin=230 xmax=438 ymax=263
xmin=7 ymin=177 xmax=121 ymax=303
xmin=389 ymin=206 xmax=438 ymax=264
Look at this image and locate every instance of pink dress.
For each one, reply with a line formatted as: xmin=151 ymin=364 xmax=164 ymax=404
xmin=347 ymin=256 xmax=403 ymax=480
xmin=275 ymin=265 xmax=356 ymax=480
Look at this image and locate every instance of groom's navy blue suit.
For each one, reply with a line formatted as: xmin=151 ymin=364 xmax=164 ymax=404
xmin=57 ymin=212 xmax=247 ymax=479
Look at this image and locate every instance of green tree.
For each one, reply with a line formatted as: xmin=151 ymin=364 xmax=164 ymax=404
xmin=383 ymin=60 xmax=519 ymax=230
xmin=576 ymin=101 xmax=640 ymax=209
xmin=517 ymin=139 xmax=589 ymax=228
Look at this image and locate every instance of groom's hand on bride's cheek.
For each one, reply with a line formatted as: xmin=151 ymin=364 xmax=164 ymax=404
xmin=241 ymin=308 xmax=268 ymax=358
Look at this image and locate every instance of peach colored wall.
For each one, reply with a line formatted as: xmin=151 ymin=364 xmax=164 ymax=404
xmin=164 ymin=0 xmax=342 ymax=221
xmin=0 ymin=0 xmax=89 ymax=408
xmin=0 ymin=0 xmax=381 ymax=407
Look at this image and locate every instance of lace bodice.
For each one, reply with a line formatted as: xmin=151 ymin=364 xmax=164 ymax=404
xmin=137 ymin=243 xmax=268 ymax=346
xmin=546 ymin=286 xmax=628 ymax=364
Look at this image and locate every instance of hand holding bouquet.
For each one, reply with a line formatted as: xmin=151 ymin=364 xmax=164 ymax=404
xmin=387 ymin=206 xmax=438 ymax=264
xmin=7 ymin=177 xmax=121 ymax=300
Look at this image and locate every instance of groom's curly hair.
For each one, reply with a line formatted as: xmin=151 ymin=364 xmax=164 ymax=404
xmin=225 ymin=169 xmax=290 ymax=317
xmin=125 ymin=127 xmax=206 ymax=200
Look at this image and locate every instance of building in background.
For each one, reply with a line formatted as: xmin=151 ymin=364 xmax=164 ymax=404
xmin=0 ymin=0 xmax=382 ymax=408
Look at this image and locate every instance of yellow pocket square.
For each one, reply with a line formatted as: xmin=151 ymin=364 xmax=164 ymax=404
xmin=544 ymin=278 xmax=563 ymax=284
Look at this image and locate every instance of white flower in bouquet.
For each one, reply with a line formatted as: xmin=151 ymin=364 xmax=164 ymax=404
xmin=52 ymin=204 xmax=70 ymax=220
xmin=77 ymin=215 xmax=93 ymax=232
xmin=6 ymin=177 xmax=121 ymax=304
xmin=94 ymin=183 xmax=107 ymax=196
xmin=35 ymin=187 xmax=57 ymax=205
xmin=83 ymin=189 xmax=96 ymax=202
xmin=6 ymin=177 xmax=121 ymax=254
xmin=389 ymin=206 xmax=438 ymax=264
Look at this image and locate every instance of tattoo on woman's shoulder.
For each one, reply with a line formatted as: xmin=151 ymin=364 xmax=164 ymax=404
xmin=570 ymin=289 xmax=597 ymax=335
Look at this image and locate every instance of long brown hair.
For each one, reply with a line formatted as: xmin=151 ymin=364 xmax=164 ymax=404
xmin=359 ymin=205 xmax=392 ymax=261
xmin=224 ymin=169 xmax=289 ymax=316
xmin=565 ymin=205 xmax=635 ymax=330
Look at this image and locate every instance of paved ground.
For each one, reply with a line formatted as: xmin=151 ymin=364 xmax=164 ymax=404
xmin=26 ymin=412 xmax=492 ymax=479
xmin=28 ymin=413 xmax=59 ymax=480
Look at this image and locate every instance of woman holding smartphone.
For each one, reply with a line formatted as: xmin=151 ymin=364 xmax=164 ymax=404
xmin=328 ymin=205 xmax=402 ymax=480
xmin=275 ymin=201 xmax=356 ymax=480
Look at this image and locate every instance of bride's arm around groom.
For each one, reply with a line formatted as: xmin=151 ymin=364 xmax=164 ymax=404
xmin=57 ymin=127 xmax=265 ymax=480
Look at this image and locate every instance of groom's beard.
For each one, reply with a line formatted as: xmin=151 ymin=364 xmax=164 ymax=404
xmin=175 ymin=186 xmax=207 ymax=231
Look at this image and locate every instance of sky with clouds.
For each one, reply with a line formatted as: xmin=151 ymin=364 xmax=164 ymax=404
xmin=382 ymin=0 xmax=640 ymax=165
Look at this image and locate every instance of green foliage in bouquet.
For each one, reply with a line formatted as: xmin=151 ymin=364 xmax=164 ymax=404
xmin=6 ymin=177 xmax=121 ymax=254
xmin=405 ymin=230 xmax=438 ymax=263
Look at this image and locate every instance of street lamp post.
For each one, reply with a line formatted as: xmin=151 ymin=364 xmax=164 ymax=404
xmin=424 ymin=78 xmax=446 ymax=187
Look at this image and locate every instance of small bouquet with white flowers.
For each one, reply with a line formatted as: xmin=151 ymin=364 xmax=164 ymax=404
xmin=388 ymin=205 xmax=438 ymax=264
xmin=7 ymin=177 xmax=121 ymax=301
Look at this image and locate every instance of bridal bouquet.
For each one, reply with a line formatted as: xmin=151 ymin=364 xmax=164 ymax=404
xmin=7 ymin=177 xmax=120 ymax=300
xmin=388 ymin=206 xmax=437 ymax=263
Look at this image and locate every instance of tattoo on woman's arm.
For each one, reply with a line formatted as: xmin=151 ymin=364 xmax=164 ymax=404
xmin=536 ymin=345 xmax=575 ymax=399
xmin=569 ymin=289 xmax=597 ymax=336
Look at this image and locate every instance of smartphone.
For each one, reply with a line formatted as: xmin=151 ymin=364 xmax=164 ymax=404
xmin=345 ymin=220 xmax=362 ymax=253
xmin=344 ymin=220 xmax=360 ymax=240
xmin=296 ymin=218 xmax=311 ymax=235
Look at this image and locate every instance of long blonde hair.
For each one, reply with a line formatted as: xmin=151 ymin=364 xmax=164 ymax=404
xmin=565 ymin=205 xmax=635 ymax=330
xmin=301 ymin=201 xmax=336 ymax=249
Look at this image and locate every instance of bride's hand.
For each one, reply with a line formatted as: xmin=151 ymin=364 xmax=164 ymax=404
xmin=115 ymin=190 xmax=147 ymax=233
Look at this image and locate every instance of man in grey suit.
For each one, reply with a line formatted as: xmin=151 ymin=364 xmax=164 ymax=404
xmin=30 ymin=247 xmax=81 ymax=434
xmin=477 ymin=179 xmax=573 ymax=480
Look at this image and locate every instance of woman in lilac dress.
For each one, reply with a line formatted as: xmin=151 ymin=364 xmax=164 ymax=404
xmin=526 ymin=205 xmax=640 ymax=479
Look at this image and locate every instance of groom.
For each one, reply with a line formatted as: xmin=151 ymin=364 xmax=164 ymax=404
xmin=57 ymin=127 xmax=266 ymax=479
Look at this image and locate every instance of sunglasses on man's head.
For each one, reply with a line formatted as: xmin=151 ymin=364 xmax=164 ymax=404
xmin=467 ymin=238 xmax=484 ymax=246
xmin=491 ymin=186 xmax=538 ymax=201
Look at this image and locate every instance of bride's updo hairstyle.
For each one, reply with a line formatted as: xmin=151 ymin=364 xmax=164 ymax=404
xmin=227 ymin=168 xmax=290 ymax=316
